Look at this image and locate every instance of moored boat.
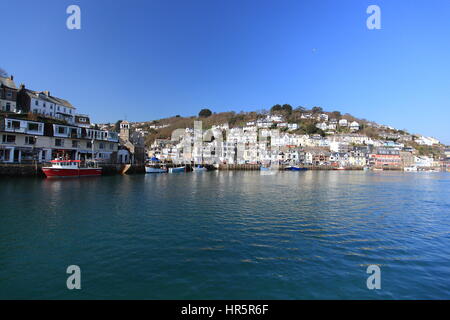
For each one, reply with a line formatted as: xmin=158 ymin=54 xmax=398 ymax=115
xmin=145 ymin=165 xmax=167 ymax=173
xmin=145 ymin=157 xmax=168 ymax=173
xmin=42 ymin=160 xmax=102 ymax=178
xmin=169 ymin=166 xmax=186 ymax=173
xmin=284 ymin=166 xmax=307 ymax=171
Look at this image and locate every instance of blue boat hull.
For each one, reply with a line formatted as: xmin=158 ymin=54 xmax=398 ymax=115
xmin=285 ymin=166 xmax=308 ymax=171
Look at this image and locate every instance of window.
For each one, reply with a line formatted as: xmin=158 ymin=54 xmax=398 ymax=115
xmin=109 ymin=143 xmax=114 ymax=150
xmin=55 ymin=139 xmax=64 ymax=147
xmin=28 ymin=123 xmax=39 ymax=131
xmin=57 ymin=106 xmax=60 ymax=111
xmin=6 ymin=91 xmax=12 ymax=98
xmin=35 ymin=100 xmax=38 ymax=106
xmin=72 ymin=140 xmax=79 ymax=148
xmin=99 ymin=143 xmax=105 ymax=150
xmin=57 ymin=126 xmax=66 ymax=134
xmin=7 ymin=120 xmax=20 ymax=129
xmin=87 ymin=141 xmax=92 ymax=148
xmin=2 ymin=135 xmax=16 ymax=143
xmin=43 ymin=103 xmax=46 ymax=108
xmin=25 ymin=136 xmax=36 ymax=145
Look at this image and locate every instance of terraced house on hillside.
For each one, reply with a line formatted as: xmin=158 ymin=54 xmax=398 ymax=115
xmin=0 ymin=75 xmax=17 ymax=112
xmin=16 ymin=85 xmax=76 ymax=124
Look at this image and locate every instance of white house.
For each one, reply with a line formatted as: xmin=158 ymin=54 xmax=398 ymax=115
xmin=414 ymin=156 xmax=434 ymax=167
xmin=349 ymin=121 xmax=360 ymax=132
xmin=316 ymin=122 xmax=328 ymax=131
xmin=338 ymin=119 xmax=348 ymax=127
xmin=415 ymin=136 xmax=440 ymax=146
xmin=317 ymin=113 xmax=329 ymax=121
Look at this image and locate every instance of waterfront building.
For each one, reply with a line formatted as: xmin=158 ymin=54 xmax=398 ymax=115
xmin=118 ymin=120 xmax=146 ymax=164
xmin=368 ymin=148 xmax=402 ymax=169
xmin=0 ymin=116 xmax=119 ymax=163
xmin=348 ymin=149 xmax=367 ymax=167
xmin=414 ymin=155 xmax=434 ymax=168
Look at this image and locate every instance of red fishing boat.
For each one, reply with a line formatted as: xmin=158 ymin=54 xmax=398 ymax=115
xmin=42 ymin=160 xmax=102 ymax=178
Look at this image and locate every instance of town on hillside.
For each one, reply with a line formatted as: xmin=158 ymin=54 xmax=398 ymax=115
xmin=1 ymin=72 xmax=449 ymax=171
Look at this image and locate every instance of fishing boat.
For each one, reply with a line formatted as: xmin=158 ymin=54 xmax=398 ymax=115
xmin=284 ymin=165 xmax=307 ymax=171
xmin=145 ymin=157 xmax=168 ymax=173
xmin=260 ymin=166 xmax=270 ymax=171
xmin=404 ymin=166 xmax=418 ymax=172
xmin=42 ymin=160 xmax=102 ymax=178
xmin=145 ymin=165 xmax=167 ymax=173
xmin=169 ymin=166 xmax=185 ymax=173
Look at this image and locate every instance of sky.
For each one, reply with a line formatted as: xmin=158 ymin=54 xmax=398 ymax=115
xmin=1 ymin=0 xmax=450 ymax=143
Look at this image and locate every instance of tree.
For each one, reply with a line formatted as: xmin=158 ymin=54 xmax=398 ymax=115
xmin=281 ymin=104 xmax=293 ymax=114
xmin=331 ymin=111 xmax=341 ymax=119
xmin=114 ymin=120 xmax=123 ymax=132
xmin=198 ymin=108 xmax=212 ymax=117
xmin=311 ymin=106 xmax=323 ymax=114
xmin=270 ymin=104 xmax=282 ymax=113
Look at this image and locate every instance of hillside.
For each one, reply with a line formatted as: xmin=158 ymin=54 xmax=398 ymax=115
xmin=100 ymin=105 xmax=445 ymax=156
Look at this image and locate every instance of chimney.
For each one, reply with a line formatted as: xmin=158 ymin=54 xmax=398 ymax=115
xmin=10 ymin=75 xmax=13 ymax=80
xmin=44 ymin=90 xmax=50 ymax=96
xmin=20 ymin=84 xmax=25 ymax=89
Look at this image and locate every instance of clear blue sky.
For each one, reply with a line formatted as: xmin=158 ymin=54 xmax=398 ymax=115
xmin=2 ymin=0 xmax=450 ymax=143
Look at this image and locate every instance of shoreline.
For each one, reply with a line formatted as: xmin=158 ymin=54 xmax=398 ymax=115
xmin=0 ymin=163 xmax=445 ymax=177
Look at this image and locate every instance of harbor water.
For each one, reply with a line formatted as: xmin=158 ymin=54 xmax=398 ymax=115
xmin=1 ymin=171 xmax=449 ymax=299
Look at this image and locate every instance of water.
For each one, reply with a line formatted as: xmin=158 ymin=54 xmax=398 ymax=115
xmin=1 ymin=171 xmax=450 ymax=299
